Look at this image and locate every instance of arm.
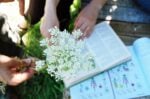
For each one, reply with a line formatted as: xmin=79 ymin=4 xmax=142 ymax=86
xmin=40 ymin=0 xmax=60 ymax=38
xmin=0 ymin=55 xmax=35 ymax=86
xmin=90 ymin=0 xmax=107 ymax=10
xmin=74 ymin=0 xmax=107 ymax=39
xmin=0 ymin=0 xmax=14 ymax=2
xmin=18 ymin=0 xmax=25 ymax=16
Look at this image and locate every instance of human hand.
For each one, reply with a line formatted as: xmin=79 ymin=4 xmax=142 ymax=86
xmin=40 ymin=0 xmax=60 ymax=38
xmin=74 ymin=2 xmax=99 ymax=39
xmin=40 ymin=16 xmax=59 ymax=38
xmin=0 ymin=55 xmax=35 ymax=86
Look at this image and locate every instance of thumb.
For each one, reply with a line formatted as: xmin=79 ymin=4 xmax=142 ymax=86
xmin=8 ymin=69 xmax=34 ymax=86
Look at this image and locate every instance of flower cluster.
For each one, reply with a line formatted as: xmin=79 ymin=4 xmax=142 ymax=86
xmin=36 ymin=27 xmax=95 ymax=80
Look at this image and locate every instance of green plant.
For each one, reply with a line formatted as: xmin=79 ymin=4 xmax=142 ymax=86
xmin=15 ymin=22 xmax=64 ymax=99
xmin=14 ymin=1 xmax=82 ymax=98
xmin=16 ymin=73 xmax=64 ymax=99
xmin=22 ymin=22 xmax=44 ymax=59
xmin=68 ymin=0 xmax=81 ymax=31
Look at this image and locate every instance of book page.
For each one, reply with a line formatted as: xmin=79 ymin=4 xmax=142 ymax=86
xmin=109 ymin=46 xmax=150 ymax=99
xmin=85 ymin=21 xmax=131 ymax=71
xmin=133 ymin=37 xmax=150 ymax=85
xmin=70 ymin=72 xmax=115 ymax=99
xmin=70 ymin=46 xmax=150 ymax=99
xmin=64 ymin=22 xmax=131 ymax=88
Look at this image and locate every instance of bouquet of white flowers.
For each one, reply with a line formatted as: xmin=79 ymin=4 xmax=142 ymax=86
xmin=35 ymin=27 xmax=95 ymax=81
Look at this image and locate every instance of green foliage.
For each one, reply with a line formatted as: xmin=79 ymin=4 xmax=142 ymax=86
xmin=16 ymin=73 xmax=64 ymax=99
xmin=70 ymin=0 xmax=81 ymax=18
xmin=15 ymin=1 xmax=82 ymax=98
xmin=68 ymin=0 xmax=81 ymax=32
xmin=15 ymin=22 xmax=64 ymax=99
xmin=22 ymin=22 xmax=44 ymax=59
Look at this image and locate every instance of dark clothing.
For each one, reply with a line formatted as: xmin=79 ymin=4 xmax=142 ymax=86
xmin=25 ymin=0 xmax=46 ymax=24
xmin=57 ymin=0 xmax=73 ymax=30
xmin=0 ymin=39 xmax=23 ymax=57
xmin=135 ymin=0 xmax=150 ymax=13
xmin=26 ymin=0 xmax=73 ymax=30
xmin=0 ymin=15 xmax=23 ymax=57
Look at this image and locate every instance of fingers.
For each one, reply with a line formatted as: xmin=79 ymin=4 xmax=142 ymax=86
xmin=22 ymin=58 xmax=35 ymax=67
xmin=84 ymin=26 xmax=91 ymax=37
xmin=74 ymin=19 xmax=92 ymax=39
xmin=40 ymin=14 xmax=59 ymax=38
xmin=74 ymin=3 xmax=99 ymax=39
xmin=74 ymin=15 xmax=83 ymax=30
xmin=6 ymin=57 xmax=22 ymax=69
xmin=0 ymin=56 xmax=35 ymax=86
xmin=8 ymin=68 xmax=34 ymax=86
xmin=79 ymin=23 xmax=87 ymax=34
xmin=8 ymin=58 xmax=35 ymax=73
xmin=19 ymin=58 xmax=35 ymax=73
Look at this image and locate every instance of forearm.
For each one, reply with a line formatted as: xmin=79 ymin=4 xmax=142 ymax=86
xmin=44 ymin=0 xmax=60 ymax=18
xmin=90 ymin=0 xmax=107 ymax=11
xmin=41 ymin=0 xmax=60 ymax=30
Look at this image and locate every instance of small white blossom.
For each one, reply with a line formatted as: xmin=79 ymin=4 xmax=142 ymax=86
xmin=72 ymin=29 xmax=83 ymax=39
xmin=40 ymin=39 xmax=48 ymax=46
xmin=35 ymin=60 xmax=46 ymax=71
xmin=36 ymin=27 xmax=95 ymax=80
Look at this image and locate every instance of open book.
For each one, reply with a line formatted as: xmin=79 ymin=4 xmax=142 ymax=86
xmin=64 ymin=22 xmax=131 ymax=88
xmin=70 ymin=37 xmax=150 ymax=99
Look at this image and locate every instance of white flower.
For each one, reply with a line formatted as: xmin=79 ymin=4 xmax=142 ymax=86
xmin=40 ymin=38 xmax=49 ymax=47
xmin=35 ymin=60 xmax=46 ymax=71
xmin=36 ymin=27 xmax=95 ymax=80
xmin=72 ymin=29 xmax=83 ymax=39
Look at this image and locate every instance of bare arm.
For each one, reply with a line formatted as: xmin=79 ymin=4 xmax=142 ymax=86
xmin=40 ymin=0 xmax=60 ymax=38
xmin=74 ymin=0 xmax=107 ymax=39
xmin=90 ymin=0 xmax=107 ymax=10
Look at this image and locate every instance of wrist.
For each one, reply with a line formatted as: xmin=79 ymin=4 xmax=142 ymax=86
xmin=44 ymin=0 xmax=58 ymax=17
